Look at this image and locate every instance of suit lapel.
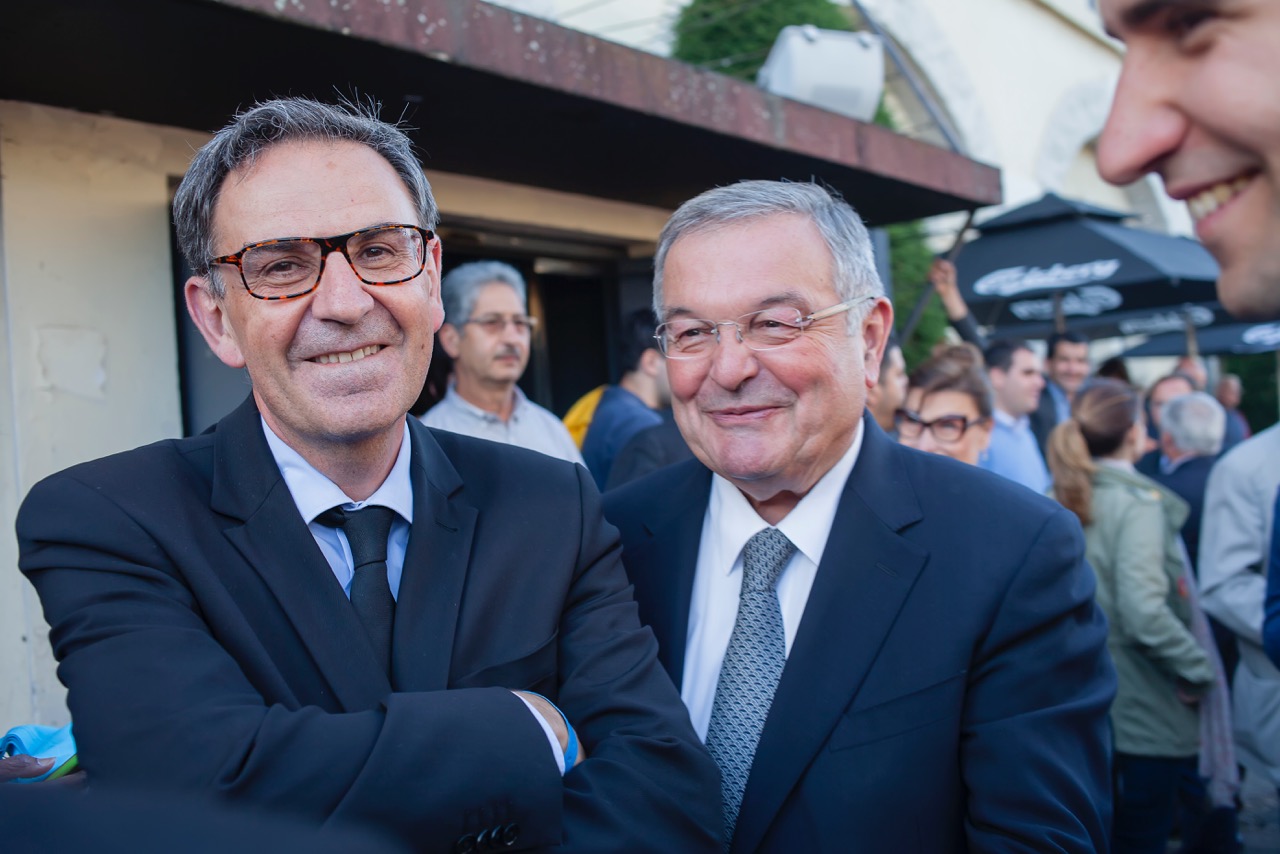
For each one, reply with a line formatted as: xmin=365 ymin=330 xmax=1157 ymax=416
xmin=211 ymin=396 xmax=392 ymax=712
xmin=731 ymin=420 xmax=929 ymax=853
xmin=626 ymin=461 xmax=712 ymax=686
xmin=391 ymin=420 xmax=477 ymax=692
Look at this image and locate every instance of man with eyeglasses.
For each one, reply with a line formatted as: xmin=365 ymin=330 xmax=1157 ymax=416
xmin=603 ymin=180 xmax=1114 ymax=853
xmin=421 ymin=260 xmax=583 ymax=464
xmin=16 ymin=98 xmax=720 ymax=852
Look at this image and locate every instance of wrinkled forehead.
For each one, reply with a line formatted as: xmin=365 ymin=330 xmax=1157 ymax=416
xmin=213 ymin=141 xmax=417 ymax=248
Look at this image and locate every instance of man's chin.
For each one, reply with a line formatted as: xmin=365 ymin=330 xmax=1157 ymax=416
xmin=1218 ymin=261 xmax=1280 ymax=320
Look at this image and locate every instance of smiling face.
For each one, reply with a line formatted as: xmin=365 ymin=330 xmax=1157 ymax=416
xmin=1046 ymin=340 xmax=1090 ymax=398
xmin=1097 ymin=0 xmax=1280 ymax=319
xmin=899 ymin=388 xmax=992 ymax=466
xmin=185 ymin=140 xmax=442 ymax=463
xmin=660 ymin=213 xmax=891 ymax=519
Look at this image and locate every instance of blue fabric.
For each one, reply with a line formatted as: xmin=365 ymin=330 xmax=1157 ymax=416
xmin=981 ymin=411 xmax=1052 ymax=494
xmin=1264 ymin=487 xmax=1280 ymax=669
xmin=581 ymin=386 xmax=662 ymax=491
xmin=1112 ymin=752 xmax=1196 ymax=854
xmin=2 ymin=724 xmax=75 ymax=783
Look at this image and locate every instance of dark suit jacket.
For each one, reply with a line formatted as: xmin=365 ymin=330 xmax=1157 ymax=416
xmin=18 ymin=397 xmax=720 ymax=853
xmin=1152 ymin=453 xmax=1218 ymax=574
xmin=604 ymin=417 xmax=694 ymax=491
xmin=603 ymin=418 xmax=1114 ymax=853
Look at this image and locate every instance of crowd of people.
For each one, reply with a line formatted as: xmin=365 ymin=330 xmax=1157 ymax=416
xmin=5 ymin=1 xmax=1280 ymax=852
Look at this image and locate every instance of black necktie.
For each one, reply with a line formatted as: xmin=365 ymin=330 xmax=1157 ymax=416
xmin=317 ymin=505 xmax=397 ymax=675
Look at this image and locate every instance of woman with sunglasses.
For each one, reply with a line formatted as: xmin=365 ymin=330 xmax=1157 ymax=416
xmin=895 ymin=343 xmax=993 ymax=466
xmin=1048 ymin=378 xmax=1217 ymax=854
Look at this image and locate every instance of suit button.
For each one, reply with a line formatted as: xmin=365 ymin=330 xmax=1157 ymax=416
xmin=500 ymin=823 xmax=520 ymax=847
xmin=454 ymin=833 xmax=477 ymax=854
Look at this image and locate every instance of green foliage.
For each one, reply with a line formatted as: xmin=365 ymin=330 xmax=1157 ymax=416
xmin=1222 ymin=352 xmax=1279 ymax=431
xmin=886 ymin=221 xmax=947 ymax=368
xmin=672 ymin=0 xmax=851 ymax=81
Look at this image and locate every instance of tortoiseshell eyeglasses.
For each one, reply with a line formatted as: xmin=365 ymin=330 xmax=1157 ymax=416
xmin=209 ymin=224 xmax=433 ymax=301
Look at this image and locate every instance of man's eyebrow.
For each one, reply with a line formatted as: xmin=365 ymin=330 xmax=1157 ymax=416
xmin=1107 ymin=0 xmax=1220 ymax=36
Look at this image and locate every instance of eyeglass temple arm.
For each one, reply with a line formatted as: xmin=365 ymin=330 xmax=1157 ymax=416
xmin=806 ymin=296 xmax=876 ymax=323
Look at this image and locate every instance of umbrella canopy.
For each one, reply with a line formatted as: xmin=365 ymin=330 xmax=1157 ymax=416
xmin=1120 ymin=320 xmax=1280 ymax=358
xmin=955 ymin=193 xmax=1220 ymax=339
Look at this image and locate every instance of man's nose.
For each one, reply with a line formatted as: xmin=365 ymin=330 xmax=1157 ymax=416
xmin=310 ymin=251 xmax=375 ymax=323
xmin=707 ymin=325 xmax=759 ymax=390
xmin=1096 ymin=51 xmax=1187 ymax=187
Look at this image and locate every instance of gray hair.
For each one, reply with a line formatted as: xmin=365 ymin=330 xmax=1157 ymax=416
xmin=652 ymin=180 xmax=884 ymax=330
xmin=441 ymin=260 xmax=527 ymax=327
xmin=173 ymin=97 xmax=438 ymax=297
xmin=1162 ymin=391 xmax=1226 ymax=457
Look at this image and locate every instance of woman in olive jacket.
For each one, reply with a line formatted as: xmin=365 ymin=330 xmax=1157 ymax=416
xmin=1048 ymin=378 xmax=1215 ymax=854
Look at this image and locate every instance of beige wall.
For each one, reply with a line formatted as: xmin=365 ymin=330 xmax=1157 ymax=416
xmin=0 ymin=101 xmax=206 ymax=728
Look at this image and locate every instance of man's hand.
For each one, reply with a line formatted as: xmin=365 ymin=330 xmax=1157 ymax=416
xmin=929 ymin=259 xmax=970 ymax=322
xmin=516 ymin=691 xmax=586 ymax=768
xmin=0 ymin=754 xmax=86 ymax=786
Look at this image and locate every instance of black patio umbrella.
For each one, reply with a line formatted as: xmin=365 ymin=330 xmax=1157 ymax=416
xmin=1120 ymin=320 xmax=1280 ymax=357
xmin=954 ymin=193 xmax=1220 ymax=340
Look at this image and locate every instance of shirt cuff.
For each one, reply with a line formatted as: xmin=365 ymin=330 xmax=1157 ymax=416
xmin=513 ymin=692 xmax=566 ymax=776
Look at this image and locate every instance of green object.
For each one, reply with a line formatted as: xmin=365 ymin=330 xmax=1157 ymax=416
xmin=45 ymin=754 xmax=79 ymax=781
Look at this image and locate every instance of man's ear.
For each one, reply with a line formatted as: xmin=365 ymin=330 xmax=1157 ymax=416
xmin=438 ymin=322 xmax=463 ymax=359
xmin=861 ymin=298 xmax=894 ymax=388
xmin=639 ymin=346 xmax=664 ymax=378
xmin=185 ymin=277 xmax=246 ymax=369
xmin=424 ymin=236 xmax=445 ymax=335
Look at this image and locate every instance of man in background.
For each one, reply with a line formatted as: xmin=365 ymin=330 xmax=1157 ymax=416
xmin=928 ymin=258 xmax=1086 ymax=453
xmin=582 ymin=309 xmax=670 ymax=489
xmin=1216 ymin=374 xmax=1252 ymax=452
xmin=865 ymin=334 xmax=908 ymax=437
xmin=1138 ymin=372 xmax=1197 ymax=477
xmin=421 ymin=260 xmax=582 ymax=464
xmin=982 ymin=339 xmax=1051 ymax=492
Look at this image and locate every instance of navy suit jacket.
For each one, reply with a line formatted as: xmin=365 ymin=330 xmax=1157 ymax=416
xmin=603 ymin=418 xmax=1114 ymax=853
xmin=18 ymin=396 xmax=720 ymax=853
xmin=1152 ymin=453 xmax=1218 ymax=575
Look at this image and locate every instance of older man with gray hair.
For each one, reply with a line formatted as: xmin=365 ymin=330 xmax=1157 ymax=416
xmin=1153 ymin=392 xmax=1227 ymax=577
xmin=422 ymin=260 xmax=582 ymax=464
xmin=603 ymin=179 xmax=1113 ymax=852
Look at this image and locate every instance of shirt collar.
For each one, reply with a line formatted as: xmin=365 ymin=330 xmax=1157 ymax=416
xmin=443 ymin=383 xmax=527 ymax=424
xmin=993 ymin=408 xmax=1029 ymax=430
xmin=707 ymin=419 xmax=864 ymax=575
xmin=261 ymin=416 xmax=414 ymax=525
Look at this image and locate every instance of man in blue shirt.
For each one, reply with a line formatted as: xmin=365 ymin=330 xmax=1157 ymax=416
xmin=982 ymin=339 xmax=1051 ymax=493
xmin=582 ymin=309 xmax=671 ymax=489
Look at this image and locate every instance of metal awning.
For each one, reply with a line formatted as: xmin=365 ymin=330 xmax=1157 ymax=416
xmin=1 ymin=0 xmax=1000 ymax=226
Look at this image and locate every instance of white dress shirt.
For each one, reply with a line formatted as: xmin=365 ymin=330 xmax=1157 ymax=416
xmin=261 ymin=416 xmax=566 ymax=773
xmin=682 ymin=422 xmax=864 ymax=740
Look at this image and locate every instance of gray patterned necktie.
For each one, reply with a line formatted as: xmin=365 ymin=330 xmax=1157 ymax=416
xmin=705 ymin=527 xmax=797 ymax=846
